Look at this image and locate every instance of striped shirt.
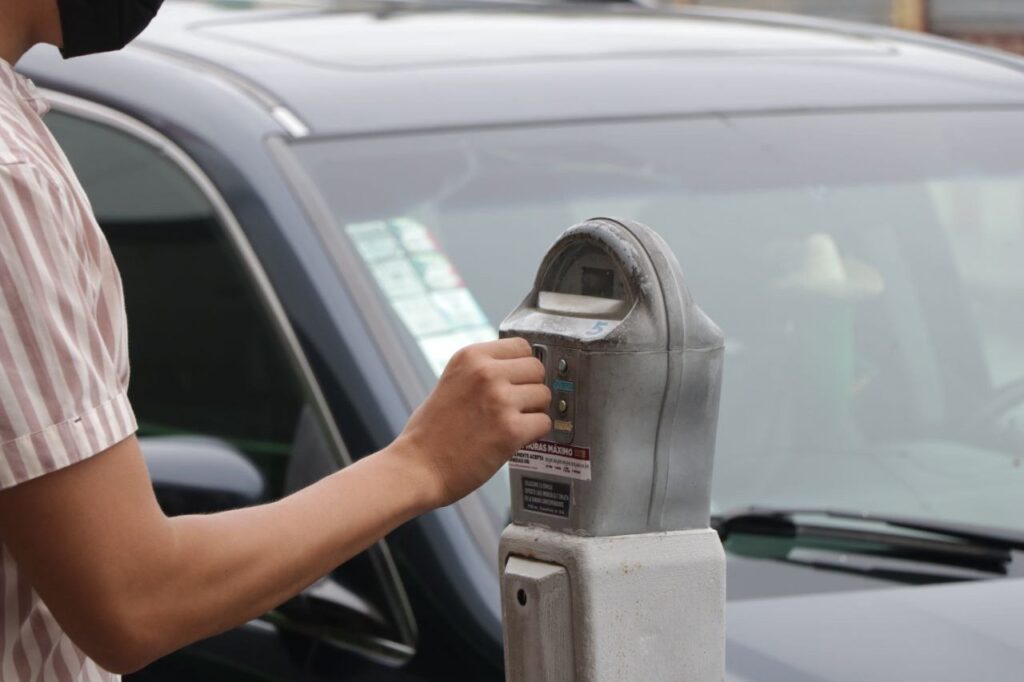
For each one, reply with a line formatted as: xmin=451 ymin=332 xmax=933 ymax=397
xmin=0 ymin=59 xmax=135 ymax=681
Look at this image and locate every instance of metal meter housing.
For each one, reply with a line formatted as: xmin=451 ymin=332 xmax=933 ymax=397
xmin=500 ymin=217 xmax=724 ymax=536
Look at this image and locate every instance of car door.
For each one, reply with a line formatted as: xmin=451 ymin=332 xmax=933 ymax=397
xmin=41 ymin=92 xmax=419 ymax=682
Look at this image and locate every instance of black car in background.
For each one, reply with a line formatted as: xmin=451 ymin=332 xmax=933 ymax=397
xmin=18 ymin=1 xmax=1024 ymax=679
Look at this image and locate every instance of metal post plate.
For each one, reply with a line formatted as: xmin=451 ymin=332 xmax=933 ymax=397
xmin=502 ymin=556 xmax=575 ymax=682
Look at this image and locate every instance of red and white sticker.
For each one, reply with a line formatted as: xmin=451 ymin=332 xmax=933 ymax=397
xmin=510 ymin=440 xmax=591 ymax=481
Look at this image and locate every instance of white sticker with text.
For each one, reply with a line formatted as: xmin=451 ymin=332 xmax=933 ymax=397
xmin=510 ymin=440 xmax=591 ymax=481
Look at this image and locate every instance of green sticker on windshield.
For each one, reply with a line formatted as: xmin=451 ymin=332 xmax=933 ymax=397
xmin=346 ymin=218 xmax=496 ymax=376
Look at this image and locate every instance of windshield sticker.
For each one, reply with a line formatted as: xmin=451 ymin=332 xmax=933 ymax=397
xmin=392 ymin=296 xmax=452 ymax=336
xmin=430 ymin=289 xmax=490 ymax=328
xmin=346 ymin=217 xmax=497 ymax=376
xmin=391 ymin=217 xmax=438 ymax=253
xmin=418 ymin=326 xmax=497 ymax=376
xmin=368 ymin=259 xmax=427 ymax=299
xmin=411 ymin=252 xmax=463 ymax=290
xmin=346 ymin=221 xmax=403 ymax=262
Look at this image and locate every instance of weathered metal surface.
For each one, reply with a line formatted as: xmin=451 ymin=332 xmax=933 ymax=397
xmin=501 ymin=218 xmax=724 ymax=536
xmin=501 ymin=525 xmax=726 ymax=682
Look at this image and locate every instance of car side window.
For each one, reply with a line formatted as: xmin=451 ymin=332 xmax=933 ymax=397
xmin=45 ymin=108 xmax=417 ymax=668
xmin=44 ymin=110 xmax=304 ymax=494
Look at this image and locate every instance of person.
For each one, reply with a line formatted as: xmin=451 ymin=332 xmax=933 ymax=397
xmin=0 ymin=1 xmax=552 ymax=679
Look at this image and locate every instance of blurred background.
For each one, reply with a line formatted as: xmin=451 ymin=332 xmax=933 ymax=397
xmin=677 ymin=0 xmax=1024 ymax=54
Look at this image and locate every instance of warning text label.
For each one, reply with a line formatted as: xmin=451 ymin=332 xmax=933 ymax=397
xmin=522 ymin=477 xmax=571 ymax=518
xmin=510 ymin=440 xmax=591 ymax=481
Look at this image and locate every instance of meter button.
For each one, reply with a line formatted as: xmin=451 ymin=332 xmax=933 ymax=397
xmin=552 ymin=390 xmax=574 ymax=442
xmin=553 ymin=419 xmax=574 ymax=443
xmin=557 ymin=358 xmax=569 ymax=376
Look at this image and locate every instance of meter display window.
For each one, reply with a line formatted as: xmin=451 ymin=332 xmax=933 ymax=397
xmin=287 ymin=109 xmax=1024 ymax=552
xmin=580 ymin=267 xmax=615 ymax=299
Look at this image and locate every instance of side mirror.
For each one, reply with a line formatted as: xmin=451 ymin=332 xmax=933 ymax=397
xmin=139 ymin=436 xmax=266 ymax=516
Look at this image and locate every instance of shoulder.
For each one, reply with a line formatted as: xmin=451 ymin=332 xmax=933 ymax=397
xmin=0 ymin=99 xmax=31 ymax=164
xmin=0 ymin=81 xmax=55 ymax=167
xmin=0 ymin=157 xmax=74 ymax=258
xmin=0 ymin=156 xmax=65 ymax=202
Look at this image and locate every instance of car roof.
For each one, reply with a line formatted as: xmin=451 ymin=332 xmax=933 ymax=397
xmin=28 ymin=0 xmax=1024 ymax=138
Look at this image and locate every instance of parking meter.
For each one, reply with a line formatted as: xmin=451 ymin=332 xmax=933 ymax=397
xmin=498 ymin=218 xmax=726 ymax=682
xmin=501 ymin=217 xmax=723 ymax=536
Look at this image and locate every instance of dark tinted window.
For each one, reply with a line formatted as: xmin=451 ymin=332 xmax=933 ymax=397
xmin=46 ymin=111 xmax=303 ymax=493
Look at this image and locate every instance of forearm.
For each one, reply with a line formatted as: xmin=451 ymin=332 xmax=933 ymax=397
xmin=0 ymin=339 xmax=548 ymax=674
xmin=148 ymin=445 xmax=430 ymax=652
xmin=62 ymin=440 xmax=433 ymax=673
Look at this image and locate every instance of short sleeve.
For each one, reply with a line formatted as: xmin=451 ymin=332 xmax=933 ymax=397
xmin=0 ymin=162 xmax=136 ymax=488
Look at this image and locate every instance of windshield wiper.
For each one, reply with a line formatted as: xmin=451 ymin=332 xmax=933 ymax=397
xmin=712 ymin=506 xmax=1024 ymax=579
xmin=714 ymin=506 xmax=1024 ymax=551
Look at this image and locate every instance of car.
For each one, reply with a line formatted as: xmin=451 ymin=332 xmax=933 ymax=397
xmin=17 ymin=0 xmax=1024 ymax=679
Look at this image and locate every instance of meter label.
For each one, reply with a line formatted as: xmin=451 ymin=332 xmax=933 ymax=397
xmin=552 ymin=379 xmax=574 ymax=394
xmin=522 ymin=477 xmax=571 ymax=518
xmin=511 ymin=440 xmax=591 ymax=481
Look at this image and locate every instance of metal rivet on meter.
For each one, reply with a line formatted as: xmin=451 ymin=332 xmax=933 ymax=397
xmin=557 ymin=399 xmax=568 ymax=414
xmin=557 ymin=358 xmax=568 ymax=375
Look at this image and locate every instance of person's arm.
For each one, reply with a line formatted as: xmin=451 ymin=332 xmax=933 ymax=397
xmin=0 ymin=338 xmax=550 ymax=674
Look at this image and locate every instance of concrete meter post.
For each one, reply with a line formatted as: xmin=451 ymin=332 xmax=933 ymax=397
xmin=498 ymin=217 xmax=726 ymax=682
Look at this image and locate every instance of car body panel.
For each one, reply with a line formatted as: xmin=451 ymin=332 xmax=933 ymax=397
xmin=140 ymin=2 xmax=1024 ymax=137
xmin=727 ymin=578 xmax=1024 ymax=681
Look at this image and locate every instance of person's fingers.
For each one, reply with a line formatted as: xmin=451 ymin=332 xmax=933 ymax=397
xmin=515 ymin=412 xmax=554 ymax=445
xmin=508 ymin=384 xmax=552 ymax=413
xmin=476 ymin=337 xmax=533 ymax=360
xmin=501 ymin=356 xmax=546 ymax=385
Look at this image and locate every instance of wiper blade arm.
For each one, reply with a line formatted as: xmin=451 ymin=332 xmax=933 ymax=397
xmin=785 ymin=554 xmax=977 ymax=586
xmin=714 ymin=506 xmax=1024 ymax=552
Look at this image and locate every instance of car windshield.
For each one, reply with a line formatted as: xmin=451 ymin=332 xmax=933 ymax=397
xmin=287 ymin=109 xmax=1024 ymax=538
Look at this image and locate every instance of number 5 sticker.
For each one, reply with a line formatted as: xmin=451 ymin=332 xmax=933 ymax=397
xmin=585 ymin=321 xmax=609 ymax=337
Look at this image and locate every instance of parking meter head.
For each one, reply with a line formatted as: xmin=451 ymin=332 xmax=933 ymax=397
xmin=501 ymin=218 xmax=724 ymax=536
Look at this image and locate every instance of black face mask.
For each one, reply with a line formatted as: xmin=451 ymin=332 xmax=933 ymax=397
xmin=57 ymin=0 xmax=165 ymax=58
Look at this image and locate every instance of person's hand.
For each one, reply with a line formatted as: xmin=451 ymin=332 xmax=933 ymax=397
xmin=388 ymin=338 xmax=552 ymax=509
